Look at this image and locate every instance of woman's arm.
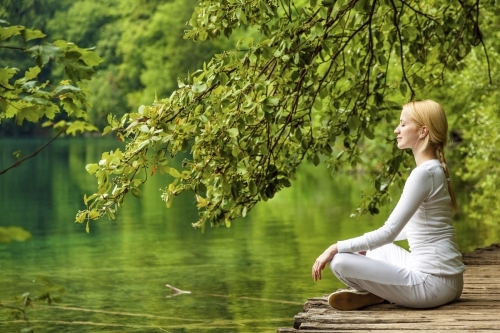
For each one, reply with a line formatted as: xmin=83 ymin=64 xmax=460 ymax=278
xmin=338 ymin=166 xmax=432 ymax=253
xmin=311 ymin=166 xmax=433 ymax=282
xmin=312 ymin=243 xmax=338 ymax=281
xmin=395 ymin=226 xmax=408 ymax=241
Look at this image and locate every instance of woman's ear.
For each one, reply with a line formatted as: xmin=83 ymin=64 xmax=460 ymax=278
xmin=419 ymin=126 xmax=428 ymax=138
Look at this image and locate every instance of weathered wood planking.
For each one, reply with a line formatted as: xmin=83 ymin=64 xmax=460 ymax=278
xmin=277 ymin=243 xmax=500 ymax=332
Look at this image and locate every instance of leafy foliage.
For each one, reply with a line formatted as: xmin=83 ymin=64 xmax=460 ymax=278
xmin=0 ymin=19 xmax=104 ymax=177
xmin=76 ymin=0 xmax=486 ymax=231
xmin=0 ymin=21 xmax=101 ymax=136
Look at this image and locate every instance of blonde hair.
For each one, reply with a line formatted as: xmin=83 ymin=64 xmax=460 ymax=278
xmin=403 ymin=100 xmax=458 ymax=213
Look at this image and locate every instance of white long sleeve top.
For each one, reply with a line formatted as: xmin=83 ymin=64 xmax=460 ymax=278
xmin=337 ymin=159 xmax=465 ymax=276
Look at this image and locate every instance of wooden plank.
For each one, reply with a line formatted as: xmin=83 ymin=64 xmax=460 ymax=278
xmin=303 ymin=296 xmax=500 ymax=310
xmin=293 ymin=310 xmax=500 ymax=329
xmin=301 ymin=307 xmax=500 ymax=316
xmin=297 ymin=312 xmax=500 ymax=322
xmin=299 ymin=322 xmax=500 ymax=330
xmin=278 ymin=330 xmax=496 ymax=333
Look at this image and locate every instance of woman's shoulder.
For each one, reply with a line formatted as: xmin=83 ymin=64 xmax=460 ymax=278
xmin=415 ymin=159 xmax=441 ymax=172
xmin=409 ymin=159 xmax=442 ymax=179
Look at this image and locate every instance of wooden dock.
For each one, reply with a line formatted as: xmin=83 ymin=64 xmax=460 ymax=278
xmin=277 ymin=244 xmax=500 ymax=332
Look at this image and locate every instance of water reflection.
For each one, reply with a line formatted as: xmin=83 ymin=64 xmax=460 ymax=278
xmin=0 ymin=138 xmax=495 ymax=332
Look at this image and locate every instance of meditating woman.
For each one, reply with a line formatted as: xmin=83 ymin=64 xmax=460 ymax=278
xmin=312 ymin=100 xmax=465 ymax=310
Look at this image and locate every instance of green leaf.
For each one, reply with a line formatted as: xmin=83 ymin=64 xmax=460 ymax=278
xmin=0 ymin=25 xmax=23 ymax=40
xmin=249 ymin=180 xmax=258 ymax=195
xmin=263 ymin=96 xmax=280 ymax=106
xmin=54 ymin=84 xmax=82 ymax=96
xmin=312 ymin=154 xmax=320 ymax=166
xmin=0 ymin=67 xmax=17 ymax=89
xmin=227 ymin=128 xmax=239 ymax=137
xmin=131 ymin=187 xmax=142 ymax=198
xmin=85 ymin=164 xmax=99 ymax=175
xmin=403 ymin=26 xmax=418 ymax=39
xmin=169 ymin=167 xmax=181 ymax=178
xmin=27 ymin=44 xmax=62 ymax=67
xmin=66 ymin=121 xmax=98 ymax=136
xmin=413 ymin=75 xmax=425 ymax=88
xmin=281 ymin=178 xmax=292 ymax=187
xmin=192 ymin=82 xmax=207 ymax=93
xmin=42 ymin=104 xmax=59 ymax=119
xmin=348 ymin=116 xmax=361 ymax=130
xmin=219 ymin=72 xmax=229 ymax=86
xmin=399 ymin=82 xmax=407 ymax=96
xmin=313 ymin=98 xmax=323 ymax=111
xmin=79 ymin=48 xmax=103 ymax=67
xmin=24 ymin=66 xmax=41 ymax=80
xmin=60 ymin=97 xmax=82 ymax=117
xmin=0 ymin=98 xmax=8 ymax=113
xmin=22 ymin=28 xmax=46 ymax=41
xmin=364 ymin=128 xmax=375 ymax=140
xmin=16 ymin=106 xmax=44 ymax=125
xmin=61 ymin=55 xmax=96 ymax=81
xmin=21 ymin=95 xmax=51 ymax=106
xmin=103 ymin=126 xmax=112 ymax=136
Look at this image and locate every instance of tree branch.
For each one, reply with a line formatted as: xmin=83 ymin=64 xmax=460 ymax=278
xmin=389 ymin=0 xmax=415 ymax=99
xmin=400 ymin=0 xmax=438 ymax=22
xmin=0 ymin=45 xmax=26 ymax=51
xmin=0 ymin=127 xmax=65 ymax=175
xmin=474 ymin=0 xmax=492 ymax=84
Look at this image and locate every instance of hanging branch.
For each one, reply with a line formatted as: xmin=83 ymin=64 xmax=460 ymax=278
xmin=0 ymin=127 xmax=65 ymax=175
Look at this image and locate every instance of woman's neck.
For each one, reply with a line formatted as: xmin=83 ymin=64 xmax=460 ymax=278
xmin=413 ymin=148 xmax=438 ymax=166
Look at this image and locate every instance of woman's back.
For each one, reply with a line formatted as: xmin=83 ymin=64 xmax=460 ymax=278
xmin=405 ymin=159 xmax=464 ymax=275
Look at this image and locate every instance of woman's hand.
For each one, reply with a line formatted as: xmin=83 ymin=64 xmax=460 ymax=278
xmin=312 ymin=243 xmax=338 ymax=282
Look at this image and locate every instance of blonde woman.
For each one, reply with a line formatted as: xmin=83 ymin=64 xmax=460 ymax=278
xmin=312 ymin=100 xmax=465 ymax=310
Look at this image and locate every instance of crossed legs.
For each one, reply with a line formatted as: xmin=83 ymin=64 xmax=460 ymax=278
xmin=329 ymin=244 xmax=463 ymax=309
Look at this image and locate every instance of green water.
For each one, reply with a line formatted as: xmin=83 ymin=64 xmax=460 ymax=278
xmin=0 ymin=138 xmax=495 ymax=333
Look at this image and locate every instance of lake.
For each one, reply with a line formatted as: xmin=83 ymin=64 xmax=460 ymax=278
xmin=0 ymin=138 xmax=494 ymax=332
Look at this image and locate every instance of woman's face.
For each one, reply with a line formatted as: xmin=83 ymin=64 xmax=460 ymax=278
xmin=394 ymin=108 xmax=421 ymax=150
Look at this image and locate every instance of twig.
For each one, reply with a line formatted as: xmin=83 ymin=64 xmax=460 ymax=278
xmin=0 ymin=45 xmax=26 ymax=51
xmin=400 ymin=0 xmax=438 ymax=22
xmin=165 ymin=284 xmax=191 ymax=298
xmin=474 ymin=0 xmax=492 ymax=84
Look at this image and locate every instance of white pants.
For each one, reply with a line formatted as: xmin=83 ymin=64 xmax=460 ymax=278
xmin=329 ymin=243 xmax=463 ymax=308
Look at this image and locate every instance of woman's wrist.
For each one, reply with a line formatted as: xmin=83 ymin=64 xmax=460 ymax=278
xmin=328 ymin=243 xmax=339 ymax=256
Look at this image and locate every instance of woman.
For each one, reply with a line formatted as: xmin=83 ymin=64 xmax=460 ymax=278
xmin=312 ymin=100 xmax=465 ymax=311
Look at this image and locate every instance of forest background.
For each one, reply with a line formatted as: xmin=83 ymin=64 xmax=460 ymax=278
xmin=1 ymin=0 xmax=500 ymax=233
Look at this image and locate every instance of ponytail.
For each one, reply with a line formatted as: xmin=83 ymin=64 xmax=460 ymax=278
xmin=436 ymin=146 xmax=458 ymax=213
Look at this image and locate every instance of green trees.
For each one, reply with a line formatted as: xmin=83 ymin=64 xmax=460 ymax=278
xmin=42 ymin=0 xmax=247 ymax=128
xmin=75 ymin=0 xmax=490 ymax=231
xmin=0 ymin=0 xmax=235 ymax=171
xmin=437 ymin=6 xmax=500 ymax=237
xmin=2 ymin=0 xmax=497 ymax=233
